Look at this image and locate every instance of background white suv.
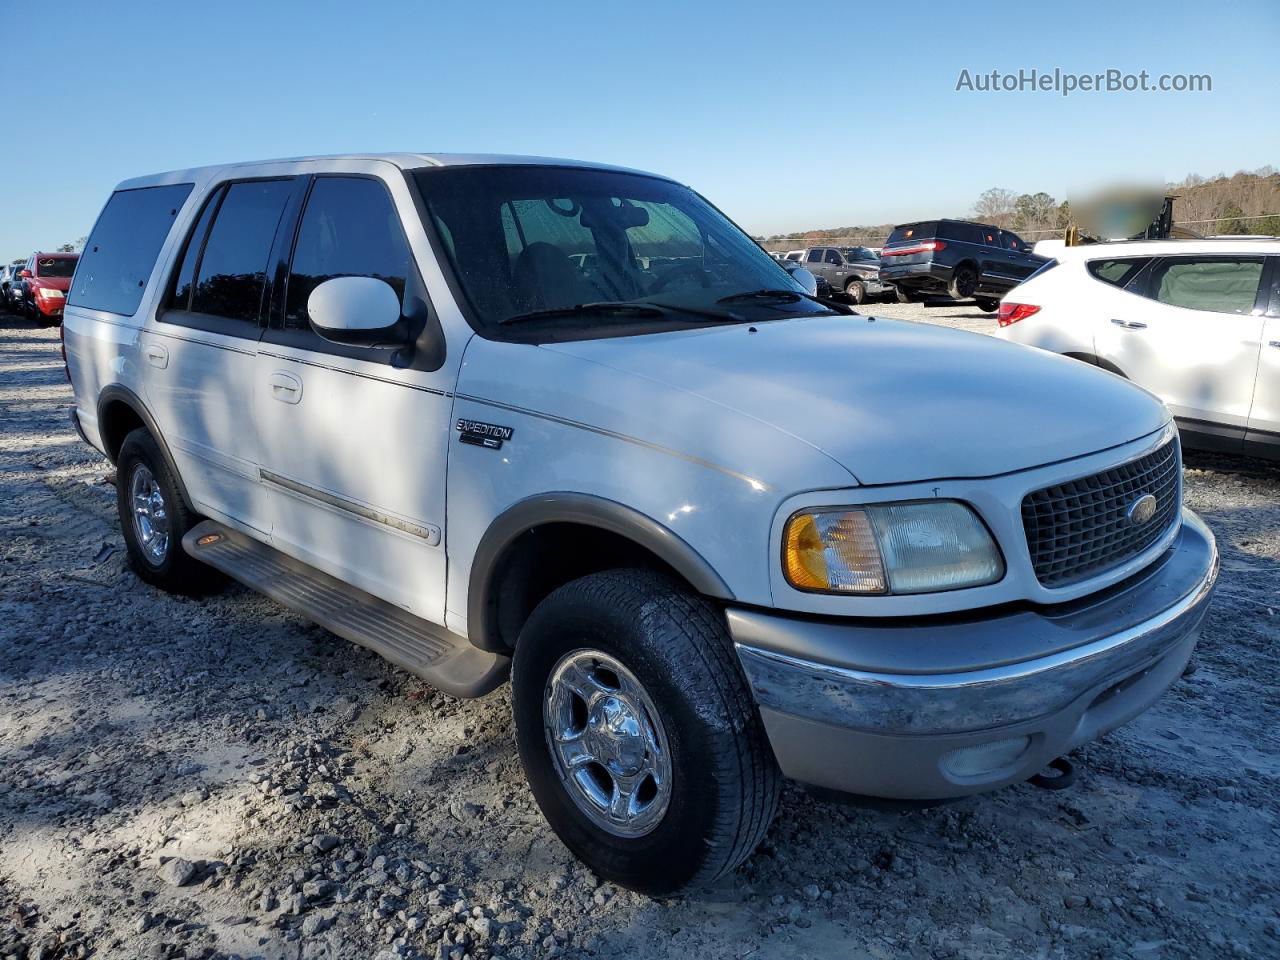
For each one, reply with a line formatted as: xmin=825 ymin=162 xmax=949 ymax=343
xmin=997 ymin=239 xmax=1280 ymax=460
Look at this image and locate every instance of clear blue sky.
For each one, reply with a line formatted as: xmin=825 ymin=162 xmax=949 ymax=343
xmin=2 ymin=0 xmax=1276 ymax=258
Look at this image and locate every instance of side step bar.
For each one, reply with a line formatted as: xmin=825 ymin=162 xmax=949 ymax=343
xmin=182 ymin=521 xmax=509 ymax=698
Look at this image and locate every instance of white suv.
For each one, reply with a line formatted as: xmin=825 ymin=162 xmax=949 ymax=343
xmin=64 ymin=154 xmax=1218 ymax=894
xmin=996 ymin=238 xmax=1280 ymax=460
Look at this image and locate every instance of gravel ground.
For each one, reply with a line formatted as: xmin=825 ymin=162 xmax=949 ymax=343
xmin=1 ymin=309 xmax=1278 ymax=960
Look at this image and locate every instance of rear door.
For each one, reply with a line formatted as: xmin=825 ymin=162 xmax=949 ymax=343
xmin=254 ymin=172 xmax=453 ymax=622
xmin=973 ymin=225 xmax=1010 ymax=286
xmin=823 ymin=247 xmax=846 ymax=287
xmin=1245 ymin=256 xmax=1280 ymax=453
xmin=143 ymin=178 xmax=295 ymax=533
xmin=804 ymin=248 xmax=828 ymax=283
xmin=999 ymin=230 xmax=1038 ymax=281
xmin=1095 ymin=254 xmax=1267 ymax=437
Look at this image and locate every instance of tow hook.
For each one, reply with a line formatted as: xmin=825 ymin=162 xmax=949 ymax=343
xmin=1028 ymin=756 xmax=1076 ymax=791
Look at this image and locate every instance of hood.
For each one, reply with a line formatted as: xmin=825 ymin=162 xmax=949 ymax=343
xmin=544 ymin=314 xmax=1169 ymax=486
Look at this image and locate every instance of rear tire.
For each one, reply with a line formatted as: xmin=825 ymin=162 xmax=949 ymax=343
xmin=844 ymin=279 xmax=866 ymax=305
xmin=511 ymin=569 xmax=781 ymax=895
xmin=894 ymin=285 xmax=913 ymax=303
xmin=116 ymin=428 xmax=220 ymax=594
xmin=948 ymin=265 xmax=978 ymax=301
xmin=974 ymin=297 xmax=999 ymax=313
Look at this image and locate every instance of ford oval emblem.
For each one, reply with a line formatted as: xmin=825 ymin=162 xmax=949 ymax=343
xmin=1127 ymin=494 xmax=1158 ymax=526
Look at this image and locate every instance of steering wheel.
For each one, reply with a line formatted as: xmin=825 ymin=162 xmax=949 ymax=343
xmin=648 ymin=262 xmax=710 ymax=293
xmin=545 ymin=197 xmax=581 ymax=218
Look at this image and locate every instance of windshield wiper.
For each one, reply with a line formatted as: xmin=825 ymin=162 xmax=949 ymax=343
xmin=500 ymin=302 xmax=667 ymax=326
xmin=717 ymin=288 xmax=850 ymax=312
xmin=501 ymin=300 xmax=741 ymax=326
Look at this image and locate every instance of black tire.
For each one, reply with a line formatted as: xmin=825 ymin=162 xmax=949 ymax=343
xmin=894 ymin=285 xmax=913 ymax=303
xmin=844 ymin=279 xmax=866 ymax=305
xmin=974 ymin=297 xmax=999 ymax=313
xmin=948 ymin=264 xmax=978 ymax=301
xmin=511 ymin=569 xmax=781 ymax=895
xmin=116 ymin=428 xmax=220 ymax=593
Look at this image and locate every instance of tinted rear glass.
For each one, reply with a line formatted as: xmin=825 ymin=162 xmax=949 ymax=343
xmin=1087 ymin=258 xmax=1151 ymax=288
xmin=887 ymin=222 xmax=938 ymax=245
xmin=939 ymin=222 xmax=983 ymax=243
xmin=189 ymin=180 xmax=292 ymax=323
xmin=69 ymin=183 xmax=193 ymax=315
xmin=37 ymin=256 xmax=77 ymax=278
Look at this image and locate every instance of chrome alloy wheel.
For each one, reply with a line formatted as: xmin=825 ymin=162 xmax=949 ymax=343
xmin=543 ymin=649 xmax=673 ymax=838
xmin=129 ymin=463 xmax=170 ymax=565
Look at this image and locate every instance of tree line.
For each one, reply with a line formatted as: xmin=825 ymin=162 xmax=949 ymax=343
xmin=760 ymin=165 xmax=1279 ymax=245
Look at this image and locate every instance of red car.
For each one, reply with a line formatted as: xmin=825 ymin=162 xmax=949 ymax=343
xmin=19 ymin=252 xmax=78 ymax=325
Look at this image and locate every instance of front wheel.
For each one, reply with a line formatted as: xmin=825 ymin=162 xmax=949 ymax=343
xmin=974 ymin=297 xmax=1000 ymax=313
xmin=511 ymin=570 xmax=780 ymax=895
xmin=844 ymin=279 xmax=866 ymax=305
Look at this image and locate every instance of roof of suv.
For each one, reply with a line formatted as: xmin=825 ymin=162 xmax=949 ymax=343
xmin=1048 ymin=237 xmax=1280 ymax=259
xmin=891 ymin=218 xmax=998 ymax=231
xmin=117 ymin=153 xmax=668 ymax=191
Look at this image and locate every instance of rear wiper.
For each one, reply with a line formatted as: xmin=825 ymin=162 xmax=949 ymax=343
xmin=501 ymin=300 xmax=741 ymax=326
xmin=500 ymin=302 xmax=666 ymax=326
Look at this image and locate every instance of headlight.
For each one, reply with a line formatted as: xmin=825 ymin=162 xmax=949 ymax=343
xmin=783 ymin=501 xmax=1003 ymax=595
xmin=36 ymin=287 xmax=65 ymax=298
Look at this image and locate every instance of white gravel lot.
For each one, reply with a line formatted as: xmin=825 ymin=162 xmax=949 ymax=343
xmin=1 ymin=306 xmax=1278 ymax=960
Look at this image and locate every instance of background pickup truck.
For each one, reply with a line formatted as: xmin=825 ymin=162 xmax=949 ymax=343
xmin=799 ymin=245 xmax=891 ymax=304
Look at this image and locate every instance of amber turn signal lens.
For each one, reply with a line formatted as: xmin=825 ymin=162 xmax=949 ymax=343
xmin=783 ymin=510 xmax=887 ymax=594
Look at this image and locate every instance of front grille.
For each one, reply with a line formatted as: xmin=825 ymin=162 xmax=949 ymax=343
xmin=1022 ymin=437 xmax=1181 ymax=587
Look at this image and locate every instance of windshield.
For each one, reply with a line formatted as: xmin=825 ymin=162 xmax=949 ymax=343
xmin=36 ymin=256 xmax=77 ymax=278
xmin=842 ymin=246 xmax=879 ymax=262
xmin=412 ymin=166 xmax=827 ymax=337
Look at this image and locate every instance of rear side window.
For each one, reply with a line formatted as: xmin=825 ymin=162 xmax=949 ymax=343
xmin=887 ymin=222 xmax=937 ymax=245
xmin=69 ymin=183 xmax=193 ymax=316
xmin=940 ymin=222 xmax=982 ymax=244
xmin=181 ymin=180 xmax=293 ymax=324
xmin=806 ymin=248 xmax=823 ymax=263
xmin=285 ymin=177 xmax=410 ymax=329
xmin=1087 ymin=258 xmax=1151 ymax=288
xmin=1149 ymin=258 xmax=1264 ymax=315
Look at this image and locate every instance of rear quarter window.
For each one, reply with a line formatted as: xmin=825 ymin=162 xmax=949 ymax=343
xmin=1087 ymin=257 xmax=1152 ymax=289
xmin=940 ymin=222 xmax=983 ymax=244
xmin=69 ymin=183 xmax=194 ymax=316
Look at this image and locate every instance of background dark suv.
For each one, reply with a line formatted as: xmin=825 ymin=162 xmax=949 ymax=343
xmin=879 ymin=219 xmax=1046 ymax=311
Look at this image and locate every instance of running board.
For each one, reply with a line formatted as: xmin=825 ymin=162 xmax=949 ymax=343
xmin=182 ymin=520 xmax=508 ymax=698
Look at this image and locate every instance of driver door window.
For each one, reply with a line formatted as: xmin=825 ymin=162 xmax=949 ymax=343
xmin=825 ymin=250 xmax=842 ymax=265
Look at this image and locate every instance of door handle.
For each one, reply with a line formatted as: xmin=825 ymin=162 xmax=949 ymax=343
xmin=143 ymin=343 xmax=169 ymax=368
xmin=1110 ymin=318 xmax=1147 ymax=330
xmin=268 ymin=371 xmax=303 ymax=404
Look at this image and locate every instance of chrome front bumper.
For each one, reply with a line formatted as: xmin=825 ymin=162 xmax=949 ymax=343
xmin=731 ymin=509 xmax=1218 ymax=799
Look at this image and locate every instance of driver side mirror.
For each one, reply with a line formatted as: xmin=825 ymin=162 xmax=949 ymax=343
xmin=308 ymin=276 xmax=404 ymax=346
xmin=18 ymin=269 xmax=31 ymax=279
